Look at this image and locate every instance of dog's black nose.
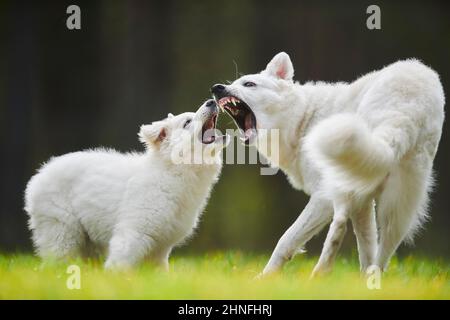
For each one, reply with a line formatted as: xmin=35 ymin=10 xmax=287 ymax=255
xmin=205 ymin=99 xmax=216 ymax=107
xmin=211 ymin=84 xmax=225 ymax=95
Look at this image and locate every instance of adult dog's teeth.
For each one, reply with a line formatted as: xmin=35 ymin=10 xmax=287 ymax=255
xmin=232 ymin=99 xmax=236 ymax=106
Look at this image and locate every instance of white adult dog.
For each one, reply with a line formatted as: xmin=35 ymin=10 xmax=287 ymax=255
xmin=25 ymin=99 xmax=228 ymax=270
xmin=212 ymin=52 xmax=444 ymax=276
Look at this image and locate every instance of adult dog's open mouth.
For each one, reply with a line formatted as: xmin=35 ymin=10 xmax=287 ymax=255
xmin=217 ymin=96 xmax=257 ymax=144
xmin=201 ymin=112 xmax=218 ymax=144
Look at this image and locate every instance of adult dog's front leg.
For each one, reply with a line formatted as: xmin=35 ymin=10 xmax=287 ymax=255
xmin=261 ymin=196 xmax=333 ymax=276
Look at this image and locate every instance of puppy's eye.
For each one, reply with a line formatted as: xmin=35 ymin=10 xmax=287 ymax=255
xmin=183 ymin=119 xmax=192 ymax=128
xmin=243 ymin=81 xmax=256 ymax=87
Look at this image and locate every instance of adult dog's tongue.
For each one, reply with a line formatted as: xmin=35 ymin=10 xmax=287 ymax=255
xmin=244 ymin=113 xmax=255 ymax=140
xmin=245 ymin=112 xmax=252 ymax=130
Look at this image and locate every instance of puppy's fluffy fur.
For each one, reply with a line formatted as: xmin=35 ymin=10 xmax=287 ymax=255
xmin=25 ymin=101 xmax=225 ymax=270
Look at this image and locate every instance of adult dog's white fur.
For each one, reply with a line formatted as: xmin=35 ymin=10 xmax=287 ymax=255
xmin=25 ymin=100 xmax=226 ymax=270
xmin=214 ymin=52 xmax=444 ymax=276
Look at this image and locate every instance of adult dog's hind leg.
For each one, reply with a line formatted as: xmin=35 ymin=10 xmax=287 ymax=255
xmin=311 ymin=195 xmax=353 ymax=277
xmin=351 ymin=199 xmax=377 ymax=273
xmin=375 ymin=162 xmax=431 ymax=271
xmin=261 ymin=195 xmax=333 ymax=276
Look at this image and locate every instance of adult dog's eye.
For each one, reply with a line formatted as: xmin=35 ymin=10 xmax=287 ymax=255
xmin=183 ymin=119 xmax=192 ymax=128
xmin=243 ymin=81 xmax=256 ymax=87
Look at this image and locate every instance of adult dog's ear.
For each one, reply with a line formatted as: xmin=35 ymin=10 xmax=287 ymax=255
xmin=139 ymin=121 xmax=167 ymax=146
xmin=263 ymin=52 xmax=294 ymax=81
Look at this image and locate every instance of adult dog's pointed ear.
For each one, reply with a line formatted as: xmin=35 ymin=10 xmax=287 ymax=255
xmin=139 ymin=121 xmax=167 ymax=147
xmin=263 ymin=52 xmax=294 ymax=81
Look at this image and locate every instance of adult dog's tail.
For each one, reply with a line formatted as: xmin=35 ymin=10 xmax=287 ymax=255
xmin=304 ymin=113 xmax=395 ymax=196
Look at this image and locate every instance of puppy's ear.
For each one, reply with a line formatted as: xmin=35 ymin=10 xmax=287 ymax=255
xmin=263 ymin=52 xmax=294 ymax=80
xmin=139 ymin=121 xmax=167 ymax=146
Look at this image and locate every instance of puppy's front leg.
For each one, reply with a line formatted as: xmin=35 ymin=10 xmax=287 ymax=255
xmin=261 ymin=195 xmax=333 ymax=276
xmin=105 ymin=228 xmax=154 ymax=270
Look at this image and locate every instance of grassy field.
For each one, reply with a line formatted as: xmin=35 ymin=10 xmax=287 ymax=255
xmin=0 ymin=251 xmax=448 ymax=299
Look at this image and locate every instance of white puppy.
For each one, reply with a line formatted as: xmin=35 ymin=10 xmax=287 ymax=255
xmin=25 ymin=99 xmax=228 ymax=270
xmin=212 ymin=52 xmax=445 ymax=276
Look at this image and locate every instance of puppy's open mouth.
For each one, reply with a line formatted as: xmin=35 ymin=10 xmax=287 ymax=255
xmin=201 ymin=113 xmax=218 ymax=144
xmin=217 ymin=96 xmax=257 ymax=144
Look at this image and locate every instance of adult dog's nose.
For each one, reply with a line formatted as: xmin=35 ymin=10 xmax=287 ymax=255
xmin=211 ymin=84 xmax=225 ymax=95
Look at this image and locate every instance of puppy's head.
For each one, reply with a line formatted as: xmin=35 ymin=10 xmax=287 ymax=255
xmin=211 ymin=52 xmax=295 ymax=145
xmin=139 ymin=99 xmax=228 ymax=164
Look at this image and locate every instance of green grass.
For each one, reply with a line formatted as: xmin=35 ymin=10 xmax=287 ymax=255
xmin=0 ymin=251 xmax=448 ymax=299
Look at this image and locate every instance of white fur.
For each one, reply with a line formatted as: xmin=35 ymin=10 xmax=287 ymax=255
xmin=219 ymin=52 xmax=445 ymax=275
xmin=25 ymin=101 xmax=225 ymax=270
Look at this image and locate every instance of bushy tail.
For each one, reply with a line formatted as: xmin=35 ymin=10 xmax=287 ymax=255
xmin=304 ymin=113 xmax=395 ymax=197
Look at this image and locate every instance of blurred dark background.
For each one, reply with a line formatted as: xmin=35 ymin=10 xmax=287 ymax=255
xmin=0 ymin=0 xmax=448 ymax=258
